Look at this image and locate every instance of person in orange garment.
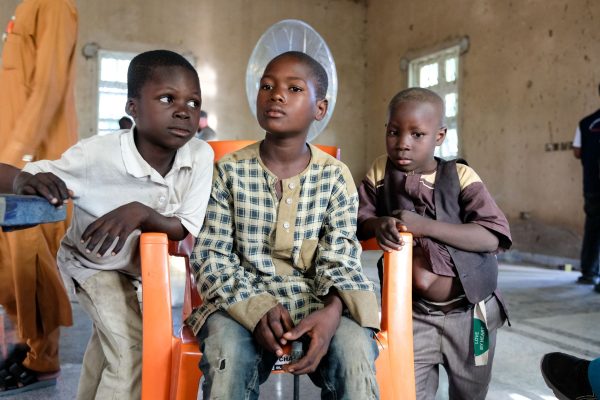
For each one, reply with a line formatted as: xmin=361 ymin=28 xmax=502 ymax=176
xmin=0 ymin=0 xmax=78 ymax=395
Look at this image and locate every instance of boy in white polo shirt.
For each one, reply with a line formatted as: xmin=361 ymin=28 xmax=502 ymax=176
xmin=7 ymin=49 xmax=213 ymax=399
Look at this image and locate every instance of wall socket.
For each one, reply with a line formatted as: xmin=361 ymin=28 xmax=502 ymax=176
xmin=545 ymin=141 xmax=573 ymax=152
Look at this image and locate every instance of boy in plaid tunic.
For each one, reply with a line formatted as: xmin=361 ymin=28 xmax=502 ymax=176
xmin=188 ymin=51 xmax=380 ymax=399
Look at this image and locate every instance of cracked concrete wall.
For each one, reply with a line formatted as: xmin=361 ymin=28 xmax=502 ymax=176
xmin=365 ymin=0 xmax=600 ymax=255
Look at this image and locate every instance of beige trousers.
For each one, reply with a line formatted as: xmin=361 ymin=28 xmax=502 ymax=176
xmin=74 ymin=271 xmax=142 ymax=400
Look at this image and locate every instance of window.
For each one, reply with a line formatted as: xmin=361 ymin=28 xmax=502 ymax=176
xmin=97 ymin=51 xmax=135 ymax=135
xmin=408 ymin=46 xmax=460 ymax=159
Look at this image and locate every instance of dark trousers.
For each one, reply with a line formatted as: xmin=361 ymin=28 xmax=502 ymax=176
xmin=581 ymin=193 xmax=600 ymax=279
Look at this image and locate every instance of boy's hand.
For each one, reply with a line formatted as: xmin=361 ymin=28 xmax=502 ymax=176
xmin=253 ymin=304 xmax=295 ymax=357
xmin=374 ymin=216 xmax=407 ymax=252
xmin=81 ymin=201 xmax=150 ymax=257
xmin=392 ymin=210 xmax=430 ymax=238
xmin=282 ymin=294 xmax=343 ymax=375
xmin=14 ymin=172 xmax=73 ymax=207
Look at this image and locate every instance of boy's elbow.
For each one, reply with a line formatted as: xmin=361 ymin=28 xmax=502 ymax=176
xmin=482 ymin=235 xmax=499 ymax=252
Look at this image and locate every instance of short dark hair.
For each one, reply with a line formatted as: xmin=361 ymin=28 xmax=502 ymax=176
xmin=388 ymin=87 xmax=445 ymax=126
xmin=266 ymin=51 xmax=328 ymax=100
xmin=118 ymin=116 xmax=133 ymax=129
xmin=127 ymin=50 xmax=197 ymax=98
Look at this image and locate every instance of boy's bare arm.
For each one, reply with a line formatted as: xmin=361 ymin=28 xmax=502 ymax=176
xmin=81 ymin=202 xmax=188 ymax=257
xmin=395 ymin=209 xmax=499 ymax=252
xmin=281 ymin=290 xmax=343 ymax=375
xmin=0 ymin=163 xmax=20 ymax=192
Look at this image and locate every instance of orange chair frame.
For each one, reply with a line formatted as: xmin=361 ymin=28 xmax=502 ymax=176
xmin=207 ymin=139 xmax=341 ymax=160
xmin=141 ymin=139 xmax=414 ymax=399
xmin=140 ymin=233 xmax=415 ymax=400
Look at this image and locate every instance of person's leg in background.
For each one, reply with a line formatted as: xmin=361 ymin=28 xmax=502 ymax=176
xmin=579 ymin=194 xmax=600 ymax=285
xmin=0 ymin=224 xmax=72 ymax=394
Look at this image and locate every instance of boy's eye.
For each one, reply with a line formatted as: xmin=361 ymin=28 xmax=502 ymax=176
xmin=260 ymin=83 xmax=272 ymax=90
xmin=289 ymin=86 xmax=303 ymax=93
xmin=386 ymin=130 xmax=398 ymax=137
xmin=187 ymin=100 xmax=200 ymax=108
xmin=159 ymin=95 xmax=173 ymax=104
xmin=412 ymin=131 xmax=425 ymax=138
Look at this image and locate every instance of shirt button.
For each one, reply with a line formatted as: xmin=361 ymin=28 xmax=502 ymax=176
xmin=283 ymin=222 xmax=290 ymax=229
xmin=285 ymin=198 xmax=292 ymax=205
xmin=288 ymin=182 xmax=295 ymax=189
xmin=159 ymin=196 xmax=166 ymax=203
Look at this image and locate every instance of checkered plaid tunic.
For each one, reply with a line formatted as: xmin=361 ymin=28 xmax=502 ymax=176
xmin=187 ymin=142 xmax=379 ymax=334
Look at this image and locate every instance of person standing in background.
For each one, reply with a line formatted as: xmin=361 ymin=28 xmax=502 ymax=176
xmin=0 ymin=0 xmax=78 ymax=395
xmin=118 ymin=116 xmax=133 ymax=130
xmin=572 ymin=83 xmax=600 ymax=293
xmin=195 ymin=110 xmax=217 ymax=141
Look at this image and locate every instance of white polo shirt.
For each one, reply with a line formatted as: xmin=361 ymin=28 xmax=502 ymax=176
xmin=23 ymin=129 xmax=214 ymax=283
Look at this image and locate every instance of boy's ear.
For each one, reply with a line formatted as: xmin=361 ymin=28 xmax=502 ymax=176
xmin=435 ymin=126 xmax=447 ymax=145
xmin=314 ymin=98 xmax=328 ymax=122
xmin=125 ymin=98 xmax=137 ymax=119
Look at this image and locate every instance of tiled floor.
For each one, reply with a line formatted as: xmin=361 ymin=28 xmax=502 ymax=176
xmin=1 ymin=252 xmax=599 ymax=399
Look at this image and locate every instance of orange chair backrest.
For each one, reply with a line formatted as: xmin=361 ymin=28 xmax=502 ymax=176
xmin=207 ymin=140 xmax=340 ymax=161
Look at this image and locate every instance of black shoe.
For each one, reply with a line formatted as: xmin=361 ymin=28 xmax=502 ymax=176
xmin=0 ymin=344 xmax=29 ymax=372
xmin=576 ymin=276 xmax=597 ymax=285
xmin=541 ymin=352 xmax=597 ymax=400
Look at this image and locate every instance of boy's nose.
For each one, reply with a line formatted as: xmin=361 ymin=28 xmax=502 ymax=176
xmin=396 ymin=135 xmax=411 ymax=150
xmin=173 ymin=106 xmax=190 ymax=119
xmin=270 ymin=89 xmax=285 ymax=103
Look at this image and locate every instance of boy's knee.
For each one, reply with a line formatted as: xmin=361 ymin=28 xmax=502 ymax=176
xmin=329 ymin=318 xmax=378 ymax=366
xmin=198 ymin=312 xmax=257 ymax=372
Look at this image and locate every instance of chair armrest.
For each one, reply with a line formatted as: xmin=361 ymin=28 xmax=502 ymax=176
xmin=382 ymin=232 xmax=415 ymax=399
xmin=361 ymin=233 xmax=415 ymax=400
xmin=140 ymin=232 xmax=174 ymax=399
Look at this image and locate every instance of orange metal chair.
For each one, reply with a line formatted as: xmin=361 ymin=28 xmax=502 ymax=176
xmin=141 ymin=140 xmax=415 ymax=399
xmin=141 ymin=233 xmax=415 ymax=400
xmin=206 ymin=139 xmax=341 ymax=160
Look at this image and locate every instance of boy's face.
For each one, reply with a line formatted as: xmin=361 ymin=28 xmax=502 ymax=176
xmin=126 ymin=66 xmax=201 ymax=152
xmin=386 ymin=101 xmax=446 ymax=174
xmin=256 ymin=56 xmax=327 ymax=137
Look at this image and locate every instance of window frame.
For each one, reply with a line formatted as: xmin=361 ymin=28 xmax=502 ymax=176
xmin=96 ymin=50 xmax=137 ymax=136
xmin=408 ymin=45 xmax=461 ymax=159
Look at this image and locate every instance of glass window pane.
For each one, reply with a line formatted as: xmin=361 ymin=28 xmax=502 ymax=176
xmin=98 ymin=92 xmax=127 ymax=120
xmin=445 ymin=93 xmax=457 ymax=118
xmin=169 ymin=255 xmax=186 ymax=334
xmin=419 ymin=63 xmax=438 ymax=88
xmin=98 ymin=53 xmax=135 ymax=135
xmin=445 ymin=58 xmax=457 ymax=82
xmin=445 ymin=128 xmax=458 ymax=156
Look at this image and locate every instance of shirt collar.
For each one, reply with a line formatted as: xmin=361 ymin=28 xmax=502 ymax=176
xmin=120 ymin=128 xmax=193 ymax=180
